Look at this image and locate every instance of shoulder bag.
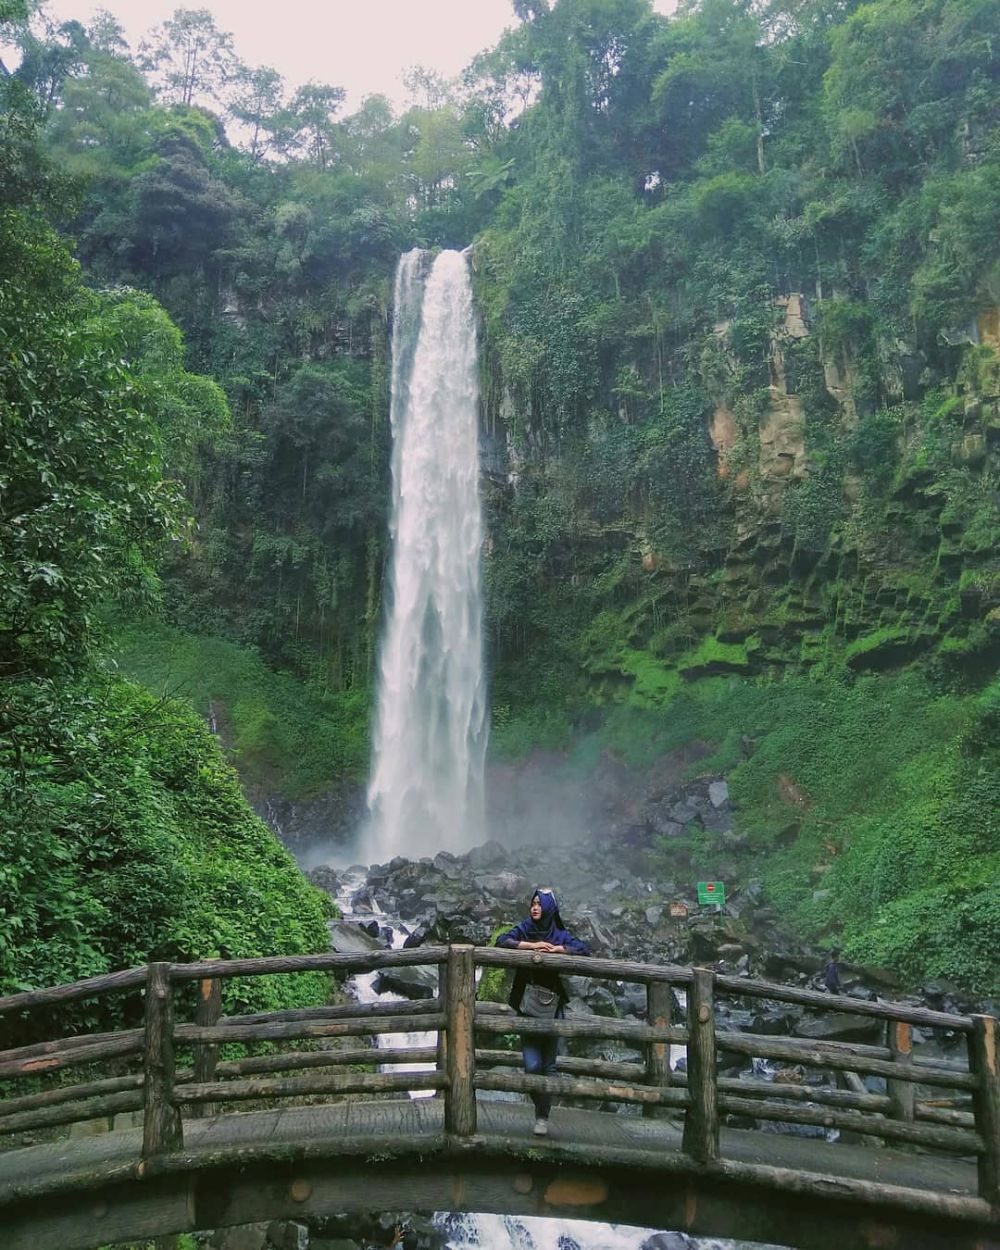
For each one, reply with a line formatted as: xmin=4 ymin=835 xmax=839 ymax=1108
xmin=521 ymin=981 xmax=560 ymax=1018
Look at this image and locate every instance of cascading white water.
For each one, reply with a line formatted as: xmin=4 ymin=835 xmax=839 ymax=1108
xmin=365 ymin=249 xmax=488 ymax=864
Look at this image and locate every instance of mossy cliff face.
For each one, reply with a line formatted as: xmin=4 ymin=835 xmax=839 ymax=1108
xmin=479 ymin=304 xmax=1000 ymax=997
xmin=481 ymin=302 xmax=1000 ymax=696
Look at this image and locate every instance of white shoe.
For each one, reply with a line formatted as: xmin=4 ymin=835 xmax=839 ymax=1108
xmin=533 ymin=1118 xmax=549 ymax=1136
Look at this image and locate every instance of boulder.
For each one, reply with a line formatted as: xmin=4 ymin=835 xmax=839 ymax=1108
xmin=472 ymin=870 xmax=530 ymax=900
xmin=797 ymin=1011 xmax=884 ymax=1044
xmin=374 ymin=963 xmax=438 ymax=1000
xmin=327 ymin=921 xmax=382 ymax=956
xmin=467 ymin=840 xmax=508 ymax=869
xmin=266 ymin=1223 xmax=309 ymax=1250
xmin=211 ymin=1226 xmax=269 ymax=1250
xmin=708 ymin=780 xmax=730 ymax=808
xmin=432 ymin=851 xmax=463 ymax=879
xmin=307 ymin=865 xmax=340 ymax=895
xmin=649 ymin=812 xmax=685 ymax=838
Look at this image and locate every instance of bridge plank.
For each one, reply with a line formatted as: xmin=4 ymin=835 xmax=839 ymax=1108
xmin=0 ymin=968 xmax=147 ymax=1017
xmin=718 ymin=1093 xmax=984 ymax=1153
xmin=222 ymin=997 xmax=442 ymax=1026
xmin=0 ymin=1035 xmax=144 ymax=1081
xmin=0 ymin=1074 xmax=144 ymax=1121
xmin=168 ymin=947 xmax=452 ymax=981
xmin=175 ymin=1014 xmax=445 ymax=1044
xmin=716 ymin=1030 xmax=979 ymax=1089
xmin=174 ymin=1071 xmax=444 ymax=1104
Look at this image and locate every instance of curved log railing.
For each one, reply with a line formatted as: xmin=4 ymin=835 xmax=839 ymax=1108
xmin=1 ymin=945 xmax=998 ymax=1210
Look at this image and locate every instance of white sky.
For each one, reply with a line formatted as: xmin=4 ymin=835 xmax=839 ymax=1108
xmin=37 ymin=0 xmax=676 ymax=112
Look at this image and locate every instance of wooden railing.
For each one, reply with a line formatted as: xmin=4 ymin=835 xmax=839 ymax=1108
xmin=1 ymin=945 xmax=997 ymax=1205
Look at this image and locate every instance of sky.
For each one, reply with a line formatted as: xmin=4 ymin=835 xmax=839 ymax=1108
xmin=38 ymin=0 xmax=676 ymax=112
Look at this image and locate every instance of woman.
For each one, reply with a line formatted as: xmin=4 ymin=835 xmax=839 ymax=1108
xmin=495 ymin=887 xmax=591 ymax=1136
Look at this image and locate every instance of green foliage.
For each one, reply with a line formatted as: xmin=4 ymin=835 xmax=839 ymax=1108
xmin=113 ymin=619 xmax=370 ymax=797
xmin=0 ymin=674 xmax=333 ymax=1034
xmin=573 ymin=670 xmax=998 ymax=992
xmin=477 ymin=926 xmax=514 ymax=1005
xmin=0 ymin=212 xmax=185 ymax=681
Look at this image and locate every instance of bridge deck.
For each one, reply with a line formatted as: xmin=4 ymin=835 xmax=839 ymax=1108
xmin=0 ymin=1097 xmax=978 ymax=1206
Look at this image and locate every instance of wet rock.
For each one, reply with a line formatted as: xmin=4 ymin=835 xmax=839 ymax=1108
xmin=641 ymin=1233 xmax=700 ymax=1250
xmin=307 ymin=865 xmax=341 ymax=895
xmin=582 ymin=983 xmax=619 ymax=1016
xmin=211 ymin=1225 xmax=269 ymax=1250
xmin=797 ymin=1011 xmax=884 ymax=1044
xmin=750 ymin=1007 xmax=800 ymax=1035
xmin=267 ymin=1223 xmax=309 ymax=1250
xmin=708 ymin=780 xmax=730 ymax=808
xmin=472 ymin=870 xmax=530 ymax=900
xmin=467 ymin=840 xmax=508 ymax=869
xmin=702 ymin=807 xmax=733 ymax=834
xmin=432 ymin=851 xmax=463 ymax=879
xmin=327 ymin=921 xmax=382 ymax=956
xmin=350 ymin=886 xmax=377 ymax=912
xmin=650 ymin=815 xmax=685 ymax=838
xmin=374 ymin=962 xmax=438 ymax=999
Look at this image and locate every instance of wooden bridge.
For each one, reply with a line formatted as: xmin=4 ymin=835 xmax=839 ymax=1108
xmin=1 ymin=945 xmax=998 ymax=1250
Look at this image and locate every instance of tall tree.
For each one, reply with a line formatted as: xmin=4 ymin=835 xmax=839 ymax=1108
xmin=139 ymin=7 xmax=238 ymax=109
xmin=228 ymin=63 xmax=285 ymax=161
xmin=277 ymin=82 xmax=346 ymax=168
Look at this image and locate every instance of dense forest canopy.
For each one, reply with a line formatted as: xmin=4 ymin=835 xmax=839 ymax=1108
xmin=1 ymin=0 xmax=998 ymax=1010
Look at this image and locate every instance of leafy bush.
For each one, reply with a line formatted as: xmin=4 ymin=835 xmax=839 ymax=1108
xmin=114 ymin=619 xmax=369 ymax=797
xmin=0 ymin=674 xmax=334 ymax=1038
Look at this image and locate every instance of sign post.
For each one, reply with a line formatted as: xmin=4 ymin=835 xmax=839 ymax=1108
xmin=697 ymin=881 xmax=725 ymax=909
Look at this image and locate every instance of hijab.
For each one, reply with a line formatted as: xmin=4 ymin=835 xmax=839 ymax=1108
xmin=522 ymin=887 xmax=565 ymax=941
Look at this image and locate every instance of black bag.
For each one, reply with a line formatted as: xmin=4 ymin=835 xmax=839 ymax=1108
xmin=521 ymin=982 xmax=559 ymax=1018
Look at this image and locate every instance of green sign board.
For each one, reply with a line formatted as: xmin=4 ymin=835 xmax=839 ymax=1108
xmin=697 ymin=881 xmax=726 ymax=906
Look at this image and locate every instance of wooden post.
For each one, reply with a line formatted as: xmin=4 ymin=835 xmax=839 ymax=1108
xmin=682 ymin=967 xmax=719 ymax=1163
xmin=968 ymin=1013 xmax=1000 ymax=1202
xmin=142 ymin=962 xmax=182 ymax=1158
xmin=444 ymin=944 xmax=476 ymax=1137
xmin=190 ymin=966 xmax=222 ymax=1119
xmin=435 ymin=958 xmax=448 ymax=1099
xmin=644 ymin=980 xmax=672 ymax=1120
xmin=887 ymin=1019 xmax=915 ymax=1123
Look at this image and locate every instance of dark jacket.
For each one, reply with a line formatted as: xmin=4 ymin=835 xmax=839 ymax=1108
xmin=495 ymin=889 xmax=590 ymax=1013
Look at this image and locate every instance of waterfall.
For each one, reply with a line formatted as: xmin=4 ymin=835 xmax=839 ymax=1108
xmin=365 ymin=249 xmax=488 ymax=864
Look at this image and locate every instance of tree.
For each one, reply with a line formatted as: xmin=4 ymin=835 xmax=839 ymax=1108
xmin=277 ymin=82 xmax=346 ymax=168
xmin=139 ymin=7 xmax=238 ymax=109
xmin=228 ymin=63 xmax=285 ymax=161
xmin=14 ymin=15 xmax=89 ymax=115
xmin=0 ymin=223 xmax=184 ymax=680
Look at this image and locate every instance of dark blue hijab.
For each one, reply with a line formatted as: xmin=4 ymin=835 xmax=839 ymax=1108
xmin=523 ymin=888 xmax=564 ymax=940
xmin=496 ymin=887 xmax=590 ymax=955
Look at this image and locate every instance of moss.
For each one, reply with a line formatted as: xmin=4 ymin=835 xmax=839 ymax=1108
xmin=677 ymin=635 xmax=753 ymax=677
xmin=618 ymin=649 xmax=684 ymax=705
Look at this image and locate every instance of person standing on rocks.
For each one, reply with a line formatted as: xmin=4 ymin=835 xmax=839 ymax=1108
xmin=822 ymin=947 xmax=843 ymax=994
xmin=495 ymin=887 xmax=591 ymax=1137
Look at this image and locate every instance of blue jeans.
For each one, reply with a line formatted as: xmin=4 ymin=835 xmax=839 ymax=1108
xmin=521 ymin=1010 xmax=561 ymax=1118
